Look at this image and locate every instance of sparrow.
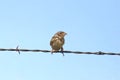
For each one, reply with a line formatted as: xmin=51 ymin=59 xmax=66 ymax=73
xmin=50 ymin=31 xmax=67 ymax=56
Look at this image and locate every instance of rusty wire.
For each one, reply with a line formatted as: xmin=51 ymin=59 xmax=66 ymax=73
xmin=0 ymin=46 xmax=120 ymax=56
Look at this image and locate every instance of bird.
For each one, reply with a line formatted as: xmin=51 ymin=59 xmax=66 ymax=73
xmin=50 ymin=31 xmax=67 ymax=56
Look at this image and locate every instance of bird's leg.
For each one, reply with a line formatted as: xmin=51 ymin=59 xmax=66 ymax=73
xmin=61 ymin=47 xmax=64 ymax=56
xmin=51 ymin=49 xmax=57 ymax=55
xmin=51 ymin=49 xmax=54 ymax=54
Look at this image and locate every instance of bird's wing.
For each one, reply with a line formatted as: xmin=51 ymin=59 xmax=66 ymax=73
xmin=50 ymin=36 xmax=57 ymax=46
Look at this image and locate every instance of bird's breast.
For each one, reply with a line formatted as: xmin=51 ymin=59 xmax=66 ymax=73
xmin=52 ymin=38 xmax=64 ymax=50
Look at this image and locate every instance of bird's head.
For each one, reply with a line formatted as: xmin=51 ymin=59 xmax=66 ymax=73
xmin=55 ymin=31 xmax=67 ymax=38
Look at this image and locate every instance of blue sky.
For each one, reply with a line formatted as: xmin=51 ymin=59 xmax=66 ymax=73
xmin=0 ymin=0 xmax=120 ymax=80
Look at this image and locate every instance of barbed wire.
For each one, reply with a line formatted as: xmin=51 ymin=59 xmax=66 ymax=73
xmin=0 ymin=46 xmax=120 ymax=56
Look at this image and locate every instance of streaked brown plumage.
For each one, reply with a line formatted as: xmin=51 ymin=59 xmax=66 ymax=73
xmin=50 ymin=31 xmax=67 ymax=56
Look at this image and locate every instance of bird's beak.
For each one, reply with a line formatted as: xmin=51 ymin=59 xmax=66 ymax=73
xmin=64 ymin=32 xmax=67 ymax=35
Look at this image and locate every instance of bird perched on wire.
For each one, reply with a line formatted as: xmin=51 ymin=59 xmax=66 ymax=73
xmin=50 ymin=31 xmax=67 ymax=56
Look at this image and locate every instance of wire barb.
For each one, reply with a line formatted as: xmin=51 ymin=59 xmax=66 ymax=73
xmin=0 ymin=48 xmax=120 ymax=56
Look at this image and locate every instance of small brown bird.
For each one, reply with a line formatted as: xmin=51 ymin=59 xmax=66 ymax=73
xmin=50 ymin=31 xmax=67 ymax=56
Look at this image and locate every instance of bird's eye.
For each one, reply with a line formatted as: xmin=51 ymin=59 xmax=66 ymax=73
xmin=60 ymin=32 xmax=62 ymax=34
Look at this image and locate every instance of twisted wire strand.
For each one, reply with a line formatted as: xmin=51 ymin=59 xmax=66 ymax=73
xmin=0 ymin=47 xmax=120 ymax=56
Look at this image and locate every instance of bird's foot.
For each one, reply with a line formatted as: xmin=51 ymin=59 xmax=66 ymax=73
xmin=61 ymin=47 xmax=64 ymax=56
xmin=51 ymin=50 xmax=57 ymax=55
